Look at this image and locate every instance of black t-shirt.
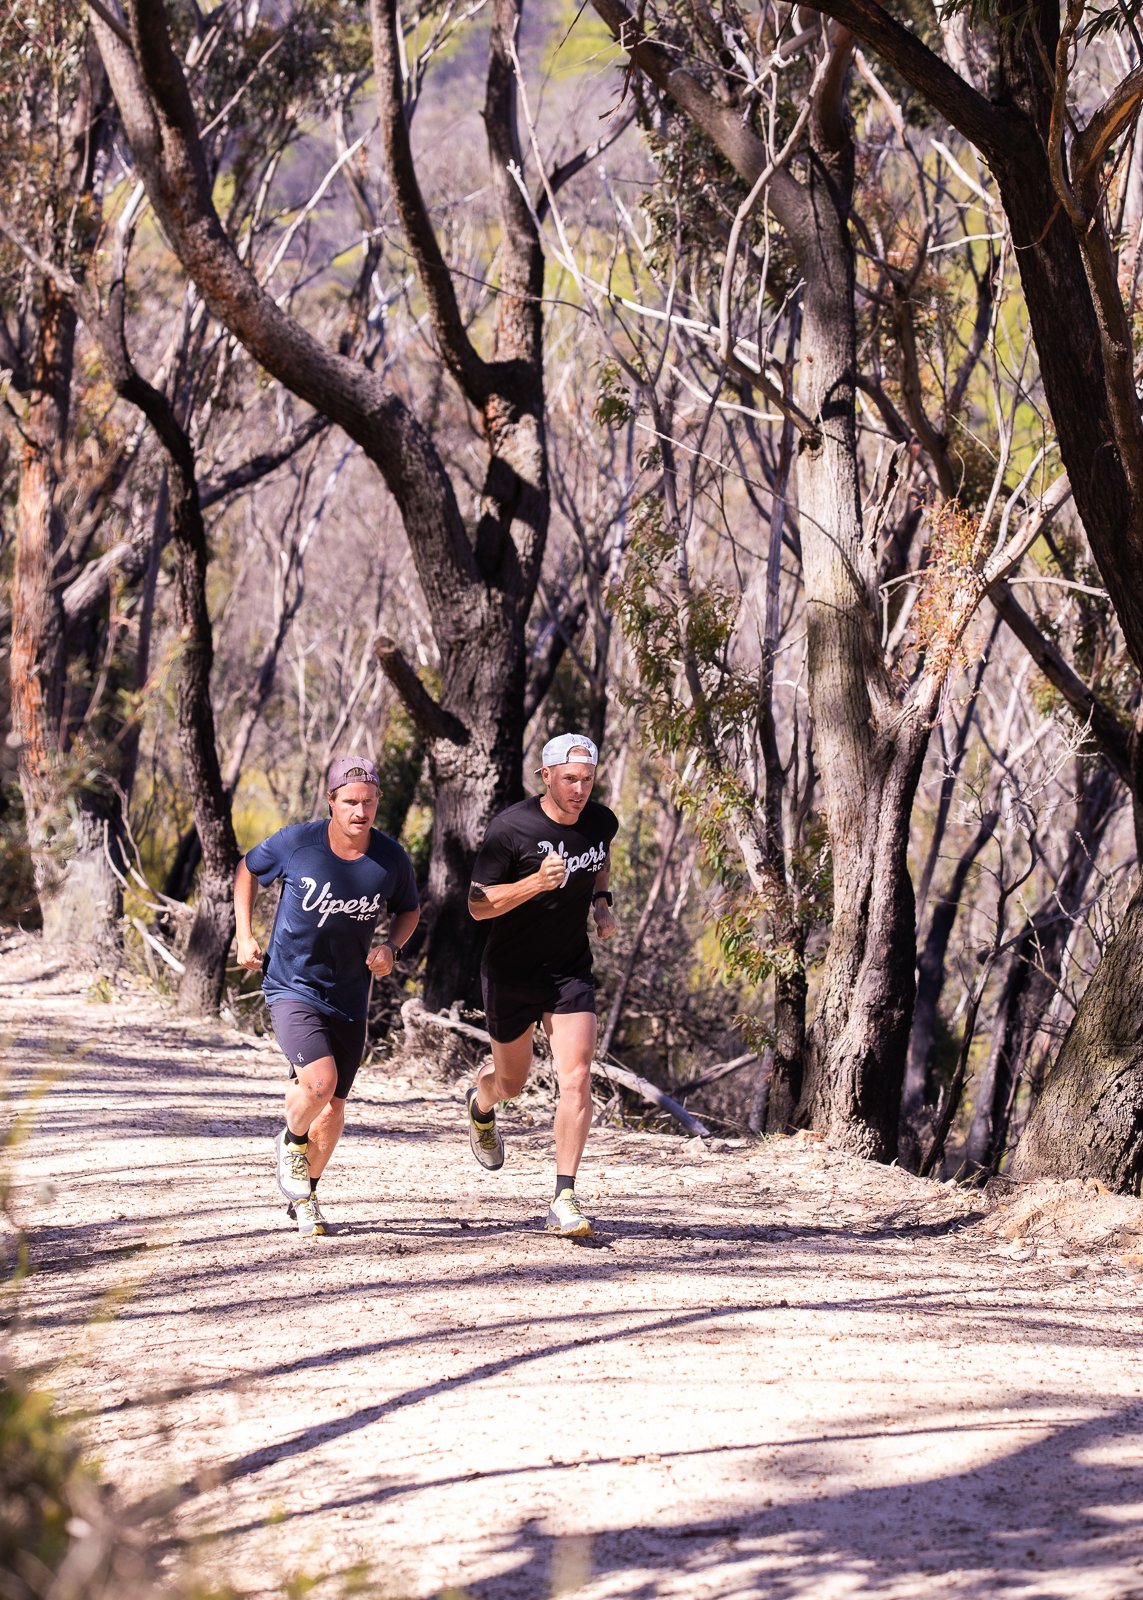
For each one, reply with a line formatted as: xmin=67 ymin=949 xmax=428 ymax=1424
xmin=471 ymin=795 xmax=619 ymax=980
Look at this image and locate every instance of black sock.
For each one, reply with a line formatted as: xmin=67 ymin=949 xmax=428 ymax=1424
xmin=285 ymin=1126 xmax=307 ymax=1148
xmin=554 ymin=1174 xmax=575 ymax=1198
xmin=309 ymin=1178 xmax=318 ymax=1194
xmin=470 ymin=1098 xmax=495 ymax=1126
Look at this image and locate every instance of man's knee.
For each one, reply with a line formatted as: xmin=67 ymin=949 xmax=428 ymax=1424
xmin=296 ymin=1062 xmax=337 ymax=1104
xmin=484 ymin=1047 xmax=531 ymax=1101
xmin=557 ymin=1058 xmax=592 ymax=1100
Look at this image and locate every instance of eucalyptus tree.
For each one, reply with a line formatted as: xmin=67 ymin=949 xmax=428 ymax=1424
xmin=2 ymin=7 xmax=358 ymax=1006
xmin=762 ymin=0 xmax=1143 ymax=1189
xmin=588 ymin=0 xmax=1053 ymax=1158
xmin=2 ymin=12 xmax=122 ymax=956
xmin=88 ymin=0 xmax=627 ymax=1008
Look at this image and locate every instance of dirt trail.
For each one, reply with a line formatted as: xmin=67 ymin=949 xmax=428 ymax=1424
xmin=3 ymin=931 xmax=1143 ymax=1600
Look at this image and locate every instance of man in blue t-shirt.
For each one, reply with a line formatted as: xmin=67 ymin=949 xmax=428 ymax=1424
xmin=234 ymin=756 xmax=420 ymax=1237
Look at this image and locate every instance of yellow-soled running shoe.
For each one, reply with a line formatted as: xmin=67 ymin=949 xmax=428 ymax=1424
xmin=466 ymin=1087 xmax=505 ymax=1171
xmin=274 ymin=1130 xmax=311 ymax=1201
xmin=546 ymin=1190 xmax=593 ymax=1237
xmin=295 ymin=1194 xmax=330 ymax=1237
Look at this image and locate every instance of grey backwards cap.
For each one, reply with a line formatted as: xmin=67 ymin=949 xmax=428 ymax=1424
xmin=327 ymin=756 xmax=381 ymax=792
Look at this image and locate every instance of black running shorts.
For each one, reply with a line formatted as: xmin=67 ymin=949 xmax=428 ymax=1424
xmin=269 ymin=1001 xmax=367 ymax=1100
xmin=481 ymin=968 xmax=598 ymax=1044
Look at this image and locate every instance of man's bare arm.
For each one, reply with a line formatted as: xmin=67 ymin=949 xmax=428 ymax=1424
xmin=591 ymin=853 xmax=617 ymax=941
xmin=468 ymin=851 xmax=567 ymax=920
xmin=233 ymin=860 xmax=263 ymax=968
xmin=388 ymin=906 xmax=421 ymax=951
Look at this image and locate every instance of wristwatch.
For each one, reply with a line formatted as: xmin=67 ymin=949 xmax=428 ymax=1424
xmin=592 ymin=890 xmax=613 ymax=907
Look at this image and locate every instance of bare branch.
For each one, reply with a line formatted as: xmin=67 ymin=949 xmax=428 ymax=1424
xmin=538 ymin=108 xmax=637 ymax=222
xmin=791 ymin=0 xmax=1007 ymax=156
xmin=1073 ymin=63 xmax=1143 ymax=206
xmin=400 ymin=999 xmax=712 ymax=1136
xmin=200 ymin=413 xmax=331 ymax=509
xmin=370 ymin=0 xmax=489 ymax=400
xmin=987 ymin=582 xmax=1132 ymax=785
xmin=374 ymin=637 xmax=469 ymax=745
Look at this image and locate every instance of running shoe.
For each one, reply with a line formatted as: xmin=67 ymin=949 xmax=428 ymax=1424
xmin=465 ymin=1086 xmax=505 ymax=1170
xmin=546 ymin=1190 xmax=593 ymax=1237
xmin=295 ymin=1193 xmax=329 ymax=1237
xmin=274 ymin=1130 xmax=311 ymax=1200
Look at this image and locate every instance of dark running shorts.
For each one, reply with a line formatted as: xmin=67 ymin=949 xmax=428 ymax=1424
xmin=269 ymin=1001 xmax=367 ymax=1101
xmin=481 ymin=968 xmax=598 ymax=1044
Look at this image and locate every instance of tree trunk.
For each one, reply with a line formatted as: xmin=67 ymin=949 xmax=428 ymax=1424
xmin=168 ymin=465 xmax=241 ymax=1015
xmin=7 ymin=44 xmax=123 ymax=962
xmin=798 ymin=728 xmax=929 ymax=1156
xmin=1012 ymin=882 xmax=1143 ymax=1193
xmin=900 ymin=807 xmax=999 ymax=1160
xmin=787 ymin=88 xmax=922 ymax=1159
xmin=977 ymin=760 xmax=1125 ymax=1180
xmin=10 ymin=286 xmax=70 ymax=902
xmin=10 ymin=284 xmax=126 ymax=964
xmin=764 ymin=956 xmax=808 ymax=1132
xmin=90 ymin=282 xmax=241 ymax=1014
xmin=37 ymin=797 xmax=123 ymax=964
xmin=418 ymin=658 xmax=529 ymax=1011
xmin=178 ymin=867 xmax=237 ymax=1015
xmin=590 ymin=7 xmax=928 ymax=1158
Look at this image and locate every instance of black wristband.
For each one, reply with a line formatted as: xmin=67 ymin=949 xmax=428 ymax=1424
xmin=592 ymin=890 xmax=613 ymax=906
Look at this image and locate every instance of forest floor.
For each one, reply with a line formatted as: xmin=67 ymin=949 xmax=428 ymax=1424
xmin=3 ymin=929 xmax=1143 ymax=1600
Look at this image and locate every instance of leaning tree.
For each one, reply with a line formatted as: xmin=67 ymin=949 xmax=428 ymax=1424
xmin=88 ymin=0 xmax=624 ymax=1007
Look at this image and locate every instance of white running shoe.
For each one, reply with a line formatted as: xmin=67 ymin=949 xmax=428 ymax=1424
xmin=295 ymin=1193 xmax=330 ymax=1237
xmin=275 ymin=1130 xmax=311 ymax=1200
xmin=546 ymin=1190 xmax=593 ymax=1237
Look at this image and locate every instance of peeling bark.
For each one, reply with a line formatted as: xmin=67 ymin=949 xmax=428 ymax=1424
xmin=8 ymin=46 xmax=122 ymax=964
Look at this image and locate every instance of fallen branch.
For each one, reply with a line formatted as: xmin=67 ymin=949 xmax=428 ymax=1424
xmin=130 ymin=917 xmax=186 ymax=975
xmin=674 ymin=1051 xmax=760 ymax=1095
xmin=401 ymin=999 xmax=711 ymax=1137
xmin=402 ymin=1000 xmax=493 ymax=1046
xmin=591 ymin=1059 xmax=711 ymax=1138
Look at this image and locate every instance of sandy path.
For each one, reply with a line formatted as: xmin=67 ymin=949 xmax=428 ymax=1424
xmin=3 ymin=933 xmax=1143 ymax=1600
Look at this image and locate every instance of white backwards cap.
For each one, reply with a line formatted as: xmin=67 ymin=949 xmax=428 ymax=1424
xmin=536 ymin=732 xmax=598 ymax=776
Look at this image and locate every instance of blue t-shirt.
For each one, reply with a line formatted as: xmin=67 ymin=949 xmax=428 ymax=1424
xmin=245 ymin=820 xmax=419 ymax=1021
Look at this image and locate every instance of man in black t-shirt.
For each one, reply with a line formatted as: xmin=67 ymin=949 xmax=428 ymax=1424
xmin=467 ymin=732 xmax=618 ymax=1236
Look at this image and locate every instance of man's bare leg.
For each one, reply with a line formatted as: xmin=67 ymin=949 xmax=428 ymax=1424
xmin=278 ymin=1058 xmax=341 ymax=1235
xmin=285 ymin=1056 xmax=337 ymax=1151
xmin=546 ymin=1010 xmax=596 ymax=1177
xmin=474 ymin=1031 xmax=533 ymax=1112
xmin=305 ymin=1095 xmax=346 ymax=1179
xmin=466 ymin=1031 xmax=533 ymax=1172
